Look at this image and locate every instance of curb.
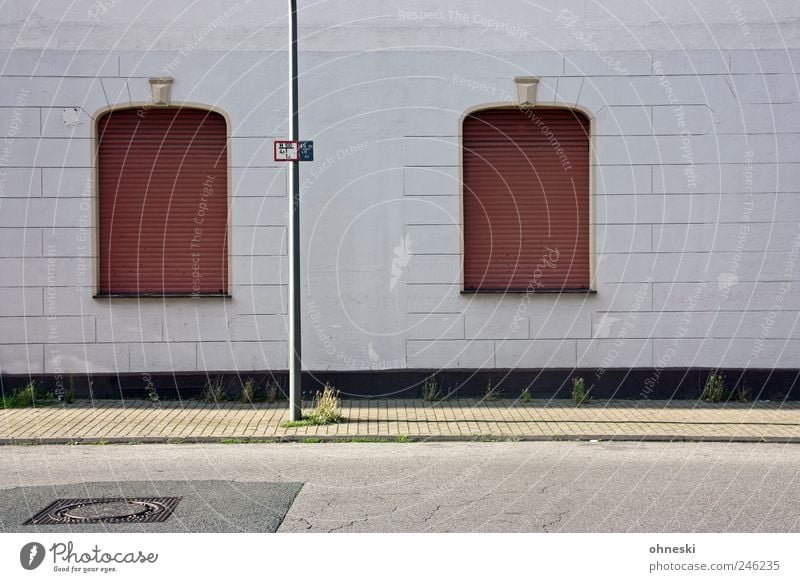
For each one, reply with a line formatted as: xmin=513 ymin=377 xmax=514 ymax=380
xmin=1 ymin=434 xmax=800 ymax=445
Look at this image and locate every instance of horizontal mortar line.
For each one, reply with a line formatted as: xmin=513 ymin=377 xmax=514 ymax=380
xmin=407 ymin=312 xmax=463 ymax=315
xmin=230 ymin=166 xmax=286 ymax=169
xmin=596 ymin=163 xmax=800 ymax=168
xmin=662 ymin=132 xmax=800 ymax=137
xmin=406 ymin=278 xmax=461 ymax=282
xmin=230 ymin=254 xmax=287 ymax=257
xmin=598 ymin=251 xmax=800 ymax=255
xmin=405 ymin=255 xmax=459 ymax=260
xmin=235 ymin=313 xmax=288 ymax=316
xmin=402 ymin=165 xmax=460 ymax=169
xmin=0 ymin=74 xmax=124 ymax=79
xmin=600 ymin=192 xmax=800 ymax=196
xmin=599 ymin=308 xmax=800 ymax=312
xmin=631 ymin=162 xmax=800 ymax=166
xmin=601 ymin=193 xmax=800 ymax=196
xmin=558 ymin=336 xmax=798 ymax=341
xmin=602 ymin=221 xmax=800 ymax=225
xmin=603 ymin=281 xmax=800 ymax=285
xmin=0 ymin=165 xmax=284 ymax=169
xmin=637 ymin=310 xmax=800 ymax=314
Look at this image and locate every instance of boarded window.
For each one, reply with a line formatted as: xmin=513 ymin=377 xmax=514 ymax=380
xmin=462 ymin=108 xmax=590 ymax=291
xmin=97 ymin=108 xmax=228 ymax=295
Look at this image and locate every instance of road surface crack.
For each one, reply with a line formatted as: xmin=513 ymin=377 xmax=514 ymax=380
xmin=542 ymin=509 xmax=569 ymax=533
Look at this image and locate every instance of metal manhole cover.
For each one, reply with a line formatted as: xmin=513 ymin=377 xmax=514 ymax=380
xmin=24 ymin=497 xmax=181 ymax=525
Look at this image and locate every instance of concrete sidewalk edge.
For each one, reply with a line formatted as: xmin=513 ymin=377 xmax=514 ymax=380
xmin=2 ymin=434 xmax=799 ymax=445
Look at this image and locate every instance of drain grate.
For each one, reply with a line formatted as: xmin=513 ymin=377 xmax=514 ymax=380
xmin=24 ymin=497 xmax=181 ymax=525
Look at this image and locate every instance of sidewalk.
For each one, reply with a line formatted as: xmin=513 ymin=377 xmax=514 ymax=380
xmin=2 ymin=399 xmax=800 ymax=443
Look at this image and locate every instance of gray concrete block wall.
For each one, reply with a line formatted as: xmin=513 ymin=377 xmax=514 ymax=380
xmin=1 ymin=0 xmax=799 ymax=377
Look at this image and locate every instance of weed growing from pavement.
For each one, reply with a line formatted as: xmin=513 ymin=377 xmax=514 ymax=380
xmin=313 ymin=384 xmax=342 ymax=423
xmin=65 ymin=377 xmax=75 ymax=404
xmin=1 ymin=383 xmax=35 ymax=408
xmin=421 ymin=376 xmax=441 ymax=401
xmin=266 ymin=382 xmax=280 ymax=403
xmin=1 ymin=383 xmax=54 ymax=409
xmin=736 ymin=383 xmax=752 ymax=403
xmin=280 ymin=384 xmax=342 ymax=428
xmin=483 ymin=379 xmax=501 ymax=401
xmin=702 ymin=372 xmax=727 ymax=402
xmin=203 ymin=375 xmax=228 ymax=403
xmin=521 ymin=387 xmax=533 ymax=403
xmin=571 ymin=377 xmax=588 ymax=406
xmin=241 ymin=378 xmax=256 ymax=404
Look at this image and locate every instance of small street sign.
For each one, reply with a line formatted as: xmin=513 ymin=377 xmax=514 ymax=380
xmin=274 ymin=140 xmax=314 ymax=161
xmin=299 ymin=140 xmax=314 ymax=161
xmin=274 ymin=140 xmax=298 ymax=161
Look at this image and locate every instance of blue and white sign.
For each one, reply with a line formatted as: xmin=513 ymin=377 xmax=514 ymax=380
xmin=273 ymin=140 xmax=314 ymax=161
xmin=299 ymin=141 xmax=314 ymax=161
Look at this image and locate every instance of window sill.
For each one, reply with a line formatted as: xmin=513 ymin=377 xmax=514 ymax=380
xmin=94 ymin=293 xmax=231 ymax=299
xmin=461 ymin=288 xmax=596 ymax=294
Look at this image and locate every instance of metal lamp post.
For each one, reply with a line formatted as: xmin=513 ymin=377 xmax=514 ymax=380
xmin=287 ymin=0 xmax=302 ymax=421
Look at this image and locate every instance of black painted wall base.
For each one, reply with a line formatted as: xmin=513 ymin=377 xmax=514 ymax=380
xmin=2 ymin=369 xmax=800 ymax=401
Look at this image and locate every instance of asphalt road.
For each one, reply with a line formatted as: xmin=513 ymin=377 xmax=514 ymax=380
xmin=0 ymin=441 xmax=798 ymax=532
xmin=0 ymin=480 xmax=301 ymax=533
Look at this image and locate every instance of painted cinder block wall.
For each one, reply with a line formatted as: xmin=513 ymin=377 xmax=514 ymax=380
xmin=1 ymin=0 xmax=799 ymax=395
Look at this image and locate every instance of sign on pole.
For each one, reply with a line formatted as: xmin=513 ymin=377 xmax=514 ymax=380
xmin=299 ymin=140 xmax=314 ymax=161
xmin=274 ymin=140 xmax=313 ymax=162
xmin=274 ymin=140 xmax=298 ymax=161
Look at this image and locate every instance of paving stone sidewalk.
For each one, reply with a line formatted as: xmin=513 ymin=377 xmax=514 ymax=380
xmin=1 ymin=399 xmax=800 ymax=443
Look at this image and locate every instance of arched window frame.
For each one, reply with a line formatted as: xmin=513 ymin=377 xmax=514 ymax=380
xmin=91 ymin=103 xmax=232 ymax=297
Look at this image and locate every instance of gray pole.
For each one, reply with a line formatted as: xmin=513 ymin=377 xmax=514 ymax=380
xmin=287 ymin=0 xmax=302 ymax=421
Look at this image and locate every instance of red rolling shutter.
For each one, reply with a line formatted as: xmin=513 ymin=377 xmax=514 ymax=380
xmin=98 ymin=108 xmax=228 ymax=295
xmin=463 ymin=108 xmax=590 ymax=291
